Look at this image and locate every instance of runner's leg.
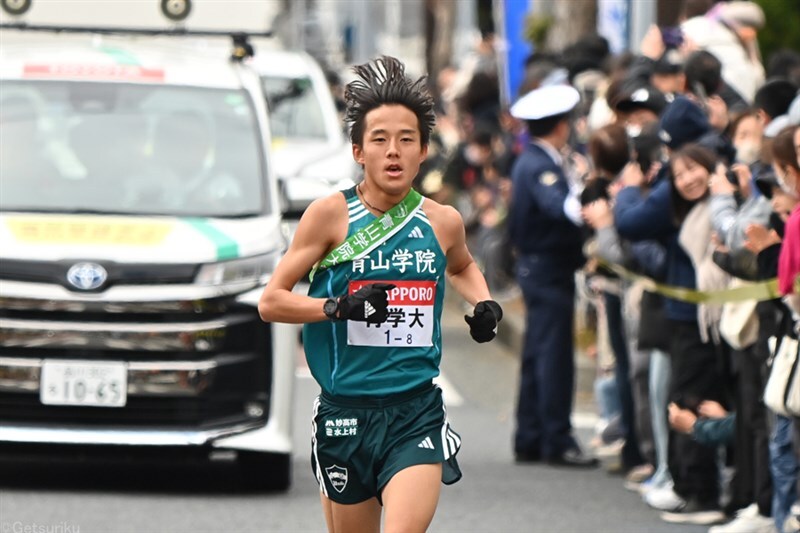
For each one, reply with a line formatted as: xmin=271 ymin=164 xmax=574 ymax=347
xmin=381 ymin=463 xmax=442 ymax=533
xmin=320 ymin=493 xmax=381 ymax=533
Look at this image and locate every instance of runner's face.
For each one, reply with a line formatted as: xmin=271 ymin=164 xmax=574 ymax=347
xmin=353 ymin=104 xmax=428 ymax=195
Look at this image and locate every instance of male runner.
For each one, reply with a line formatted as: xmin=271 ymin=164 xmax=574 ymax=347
xmin=259 ymin=56 xmax=502 ymax=533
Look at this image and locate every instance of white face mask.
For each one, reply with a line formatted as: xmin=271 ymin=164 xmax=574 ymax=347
xmin=625 ymin=124 xmax=642 ymax=138
xmin=735 ymin=142 xmax=760 ymax=165
xmin=775 ymin=167 xmax=799 ymax=198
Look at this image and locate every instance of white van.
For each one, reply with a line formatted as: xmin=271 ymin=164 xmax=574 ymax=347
xmin=0 ymin=25 xmax=296 ymax=490
xmin=251 ymin=49 xmax=358 ymax=216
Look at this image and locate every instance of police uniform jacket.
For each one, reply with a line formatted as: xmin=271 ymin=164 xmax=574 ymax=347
xmin=508 ymin=141 xmax=584 ymax=272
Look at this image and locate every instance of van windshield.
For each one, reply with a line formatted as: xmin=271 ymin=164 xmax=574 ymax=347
xmin=0 ymin=81 xmax=269 ymax=217
xmin=262 ymin=76 xmax=328 ymax=141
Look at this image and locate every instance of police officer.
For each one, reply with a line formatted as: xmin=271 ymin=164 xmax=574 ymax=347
xmin=508 ymin=85 xmax=598 ymax=467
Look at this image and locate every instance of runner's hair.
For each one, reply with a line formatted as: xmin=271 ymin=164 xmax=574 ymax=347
xmin=345 ymin=55 xmax=436 ymax=146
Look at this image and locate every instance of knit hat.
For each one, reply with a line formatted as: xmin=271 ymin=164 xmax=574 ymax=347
xmin=658 ymin=97 xmax=711 ymax=149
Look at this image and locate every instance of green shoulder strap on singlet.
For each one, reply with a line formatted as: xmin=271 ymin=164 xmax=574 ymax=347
xmin=309 ymin=188 xmax=424 ymax=281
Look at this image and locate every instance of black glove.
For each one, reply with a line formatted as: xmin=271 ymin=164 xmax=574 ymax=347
xmin=464 ymin=300 xmax=503 ymax=343
xmin=338 ymin=283 xmax=396 ymax=323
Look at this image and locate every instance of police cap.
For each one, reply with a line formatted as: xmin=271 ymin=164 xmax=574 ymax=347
xmin=510 ymin=85 xmax=580 ymax=121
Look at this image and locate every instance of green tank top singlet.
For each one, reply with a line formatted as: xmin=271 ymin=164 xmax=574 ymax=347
xmin=303 ymin=186 xmax=447 ymax=396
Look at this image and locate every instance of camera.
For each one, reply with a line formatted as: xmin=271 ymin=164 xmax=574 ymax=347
xmin=725 ymin=168 xmax=739 ymax=186
xmin=673 ymin=392 xmax=702 ymax=413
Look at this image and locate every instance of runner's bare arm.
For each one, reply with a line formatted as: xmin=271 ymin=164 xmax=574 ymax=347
xmin=258 ymin=194 xmax=347 ymax=324
xmin=427 ymin=202 xmax=492 ymax=306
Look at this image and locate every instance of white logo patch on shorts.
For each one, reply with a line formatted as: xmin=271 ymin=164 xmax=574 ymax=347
xmin=325 ymin=465 xmax=349 ymax=493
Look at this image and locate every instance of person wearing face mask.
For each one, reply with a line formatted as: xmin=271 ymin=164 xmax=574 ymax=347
xmin=744 ymin=122 xmax=800 ymax=277
xmin=773 ymin=126 xmax=800 ymax=304
xmin=742 ymin=124 xmax=800 ymax=533
xmin=612 ymin=83 xmax=667 ymax=138
xmin=730 ymin=111 xmax=763 ymax=166
xmin=441 ymin=126 xmax=494 ymax=211
xmin=708 ymin=120 xmax=772 ymax=275
xmin=702 ymin=110 xmax=778 ymax=530
xmin=761 ymin=176 xmax=799 ymax=229
xmin=730 ymin=110 xmax=765 ymax=197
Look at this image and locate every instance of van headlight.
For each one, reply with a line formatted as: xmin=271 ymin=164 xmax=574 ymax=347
xmin=195 ymin=253 xmax=280 ymax=286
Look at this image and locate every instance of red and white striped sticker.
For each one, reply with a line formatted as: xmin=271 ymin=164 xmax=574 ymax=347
xmin=23 ymin=64 xmax=165 ymax=82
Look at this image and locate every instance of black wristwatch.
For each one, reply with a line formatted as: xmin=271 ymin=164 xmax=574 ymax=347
xmin=323 ymin=298 xmax=339 ymax=320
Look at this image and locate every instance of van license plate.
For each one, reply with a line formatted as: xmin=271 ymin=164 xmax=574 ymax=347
xmin=40 ymin=360 xmax=127 ymax=407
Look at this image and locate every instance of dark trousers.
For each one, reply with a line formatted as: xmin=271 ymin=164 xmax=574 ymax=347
xmin=630 ymin=343 xmax=655 ymax=465
xmin=514 ymin=255 xmax=577 ymax=458
xmin=729 ymin=346 xmax=772 ymax=516
xmin=605 ymin=292 xmax=645 ymax=469
xmin=667 ymin=319 xmax=723 ymax=504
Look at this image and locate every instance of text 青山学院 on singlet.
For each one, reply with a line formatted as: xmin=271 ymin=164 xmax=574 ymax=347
xmin=304 ymin=187 xmax=446 ymax=396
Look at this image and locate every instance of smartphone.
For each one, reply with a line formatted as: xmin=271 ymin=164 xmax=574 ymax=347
xmin=693 ymin=81 xmax=709 ymax=112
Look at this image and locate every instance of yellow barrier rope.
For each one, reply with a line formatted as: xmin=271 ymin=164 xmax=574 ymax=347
xmin=596 ymin=259 xmax=781 ymax=304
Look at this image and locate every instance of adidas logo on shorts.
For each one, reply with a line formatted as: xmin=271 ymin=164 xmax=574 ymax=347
xmin=417 ymin=436 xmax=435 ymax=450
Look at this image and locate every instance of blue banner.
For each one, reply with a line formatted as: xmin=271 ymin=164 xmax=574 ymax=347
xmin=597 ymin=0 xmax=630 ymax=54
xmin=499 ymin=0 xmax=533 ymax=104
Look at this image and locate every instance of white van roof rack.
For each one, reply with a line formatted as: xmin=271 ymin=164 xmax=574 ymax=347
xmin=0 ymin=22 xmax=272 ymax=62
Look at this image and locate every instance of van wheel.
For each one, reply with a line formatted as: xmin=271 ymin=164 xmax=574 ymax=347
xmin=237 ymin=451 xmax=291 ymax=492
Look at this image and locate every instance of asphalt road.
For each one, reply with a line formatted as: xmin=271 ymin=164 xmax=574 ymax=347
xmin=0 ymin=299 xmax=705 ymax=533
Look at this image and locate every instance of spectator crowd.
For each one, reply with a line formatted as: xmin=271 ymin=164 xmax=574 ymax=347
xmin=410 ymin=0 xmax=800 ymax=530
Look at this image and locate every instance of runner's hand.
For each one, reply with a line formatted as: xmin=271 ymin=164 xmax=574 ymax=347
xmin=338 ymin=283 xmax=396 ymax=323
xmin=464 ymin=300 xmax=503 ymax=343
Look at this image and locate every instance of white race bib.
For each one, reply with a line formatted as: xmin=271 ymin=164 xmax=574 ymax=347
xmin=347 ymin=280 xmax=436 ymax=347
